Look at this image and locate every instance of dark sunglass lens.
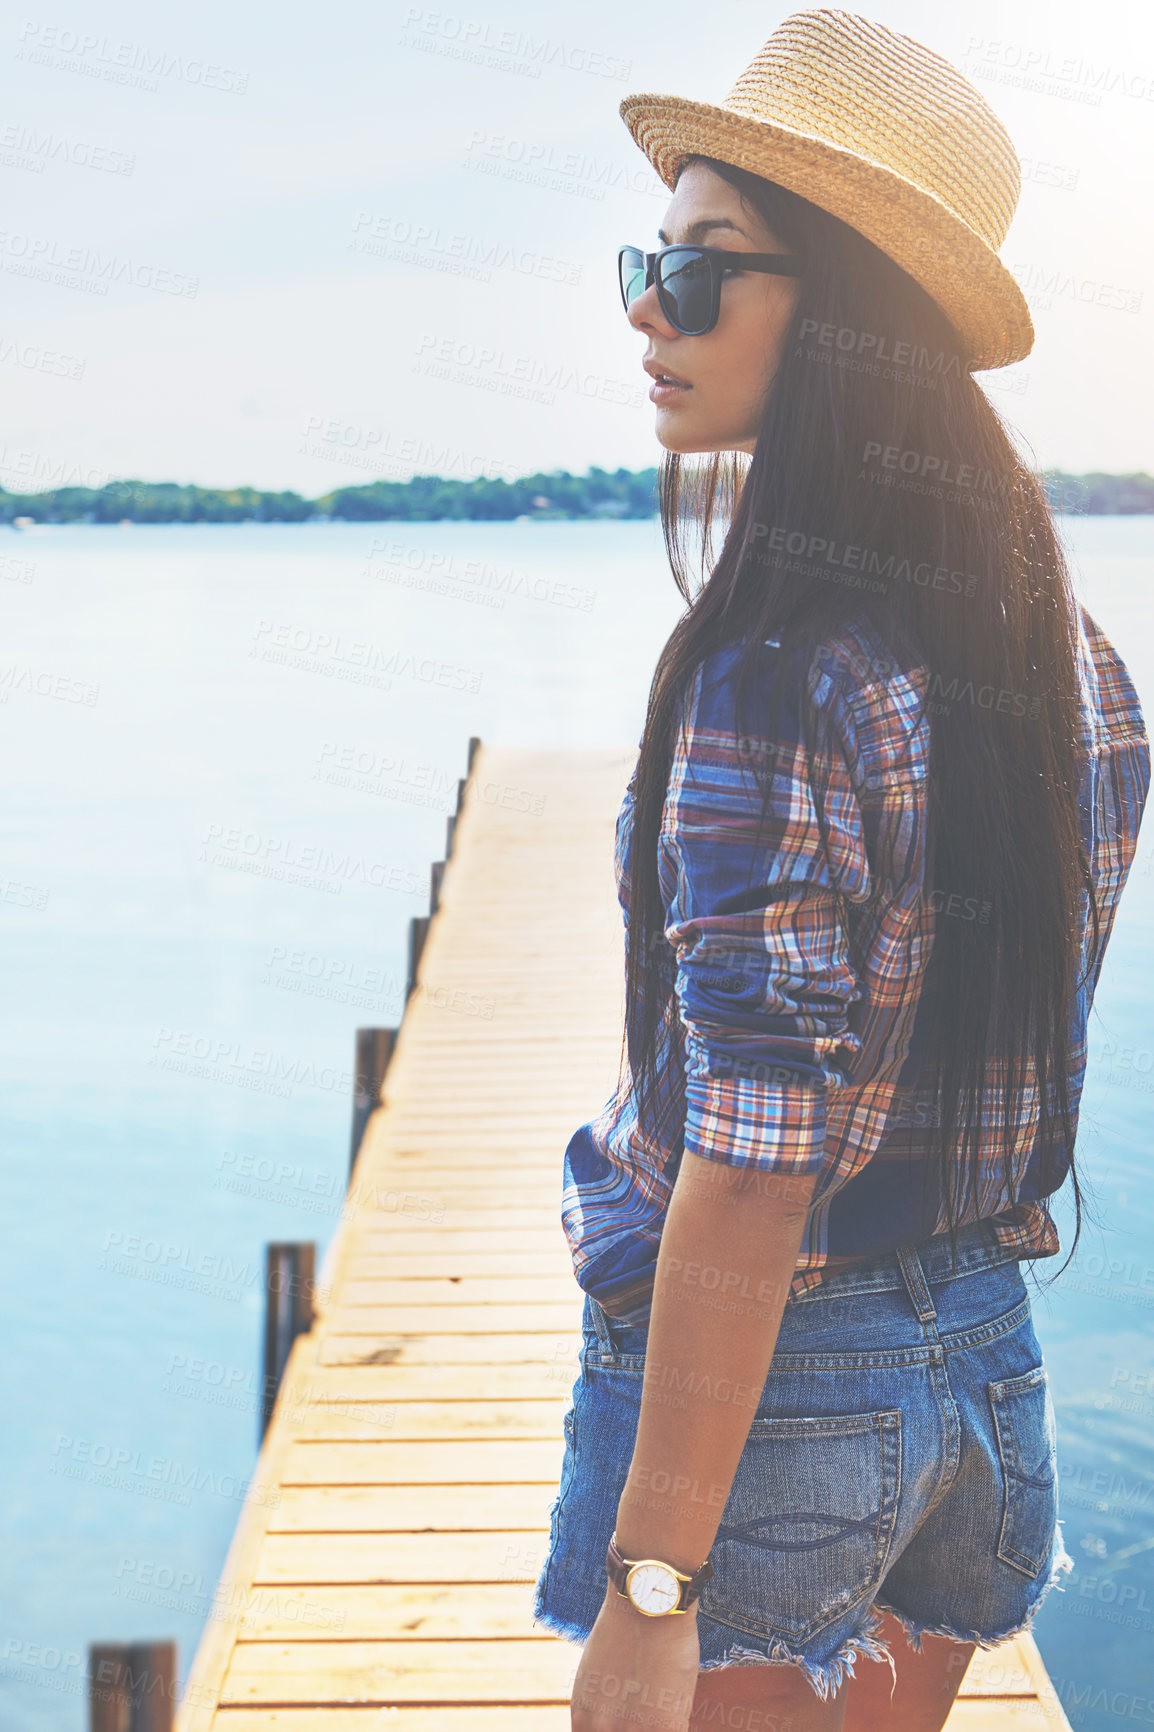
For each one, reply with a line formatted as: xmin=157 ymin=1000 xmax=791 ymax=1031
xmin=619 ymin=248 xmax=646 ymax=311
xmin=658 ymin=248 xmax=713 ymax=332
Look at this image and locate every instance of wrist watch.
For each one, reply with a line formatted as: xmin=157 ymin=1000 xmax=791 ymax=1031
xmin=605 ymin=1530 xmax=714 ymax=1616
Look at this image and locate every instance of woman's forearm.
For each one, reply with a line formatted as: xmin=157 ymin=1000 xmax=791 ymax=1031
xmin=612 ymin=1152 xmax=819 ymax=1574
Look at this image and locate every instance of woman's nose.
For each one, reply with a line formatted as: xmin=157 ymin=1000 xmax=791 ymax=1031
xmin=627 ymin=278 xmax=675 ymax=336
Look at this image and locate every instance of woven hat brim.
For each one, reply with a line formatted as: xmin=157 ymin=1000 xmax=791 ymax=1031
xmin=620 ymin=93 xmax=1034 ymax=371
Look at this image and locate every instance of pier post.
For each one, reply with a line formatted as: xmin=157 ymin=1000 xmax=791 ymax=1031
xmin=88 ymin=1641 xmax=175 ymax=1732
xmin=445 ymin=734 xmax=482 ymax=857
xmin=406 ymin=916 xmax=429 ymax=1000
xmin=260 ymin=1243 xmax=315 ymax=1439
xmin=350 ymin=1028 xmax=396 ymax=1176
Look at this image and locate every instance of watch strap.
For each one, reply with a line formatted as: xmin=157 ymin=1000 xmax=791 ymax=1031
xmin=605 ymin=1530 xmax=715 ymax=1612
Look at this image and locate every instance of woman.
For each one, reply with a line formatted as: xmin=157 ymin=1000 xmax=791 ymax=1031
xmin=533 ymin=12 xmax=1149 ymax=1732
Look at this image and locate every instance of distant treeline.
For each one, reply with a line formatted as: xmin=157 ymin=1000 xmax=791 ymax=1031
xmin=2 ymin=466 xmax=1152 ymax=524
xmin=0 ymin=467 xmax=658 ymax=525
xmin=1041 ymin=472 xmax=1154 ymax=514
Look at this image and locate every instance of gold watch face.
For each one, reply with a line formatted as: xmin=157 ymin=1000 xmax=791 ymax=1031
xmin=626 ymin=1561 xmax=681 ymax=1615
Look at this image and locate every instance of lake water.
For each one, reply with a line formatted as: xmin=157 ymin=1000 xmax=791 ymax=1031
xmin=1 ymin=517 xmax=1151 ymax=1731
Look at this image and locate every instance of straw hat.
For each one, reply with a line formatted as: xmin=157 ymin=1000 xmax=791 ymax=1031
xmin=619 ymin=8 xmax=1033 ymax=370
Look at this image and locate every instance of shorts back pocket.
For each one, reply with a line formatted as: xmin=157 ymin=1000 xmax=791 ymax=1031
xmin=988 ymin=1364 xmax=1059 ymax=1578
xmin=699 ymin=1407 xmax=902 ymax=1644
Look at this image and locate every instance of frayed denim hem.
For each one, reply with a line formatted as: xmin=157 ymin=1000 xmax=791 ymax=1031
xmin=875 ymin=1519 xmax=1076 ymax=1656
xmin=531 ymin=1595 xmax=596 ymax=1648
xmin=531 ymin=1592 xmax=901 ymax=1706
xmin=696 ymin=1602 xmax=900 ymax=1705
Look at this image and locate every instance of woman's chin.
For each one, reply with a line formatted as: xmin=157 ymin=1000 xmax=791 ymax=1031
xmin=654 ymin=420 xmax=739 ymax=457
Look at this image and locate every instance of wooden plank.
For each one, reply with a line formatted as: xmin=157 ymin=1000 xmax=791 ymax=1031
xmin=338 ymin=1277 xmax=580 ymax=1305
xmin=342 ymin=1178 xmax=560 ymax=1198
xmin=280 ymin=1439 xmax=565 ymax=1483
xmin=320 ymin=1304 xmax=582 ymax=1335
xmin=276 ymin=1398 xmax=571 ymax=1441
xmin=342 ymin=1252 xmax=569 ymax=1279
xmin=236 ymin=1583 xmax=554 ymax=1639
xmin=339 ymin=1210 xmax=563 ymax=1232
xmin=352 ymin=1154 xmax=569 ymax=1174
xmin=369 ymin=1083 xmax=606 ymax=1102
xmin=341 ymin=1211 xmax=563 ymax=1233
xmin=282 ymin=1365 xmax=579 ymax=1404
xmin=211 ymin=1711 xmax=572 ymax=1730
xmin=220 ymin=1640 xmax=577 ymax=1704
xmin=358 ymin=1146 xmax=576 ymax=1164
xmin=350 ymin=1228 xmax=566 ymax=1253
xmin=366 ymin=1114 xmax=600 ymax=1131
xmin=352 ymin=1158 xmax=569 ymax=1177
xmin=347 ymin=1163 xmax=568 ymax=1183
xmin=945 ymin=1705 xmax=1056 ymax=1727
xmin=269 ymin=1483 xmax=558 ymax=1532
xmin=317 ymin=1331 xmax=581 ymax=1366
xmin=253 ymin=1530 xmax=552 ymax=1584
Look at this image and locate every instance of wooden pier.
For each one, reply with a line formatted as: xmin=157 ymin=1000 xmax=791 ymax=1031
xmin=174 ymin=742 xmax=1073 ymax=1731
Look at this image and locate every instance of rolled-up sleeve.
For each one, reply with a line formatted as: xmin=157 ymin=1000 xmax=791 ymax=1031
xmin=662 ymin=644 xmax=872 ymax=1176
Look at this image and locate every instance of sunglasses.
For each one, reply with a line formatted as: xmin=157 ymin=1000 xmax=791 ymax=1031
xmin=618 ymin=243 xmax=803 ymax=336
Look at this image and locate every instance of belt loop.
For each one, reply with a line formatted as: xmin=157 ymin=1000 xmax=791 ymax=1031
xmin=590 ymin=1297 xmax=616 ymax=1360
xmin=895 ymin=1242 xmax=938 ymax=1329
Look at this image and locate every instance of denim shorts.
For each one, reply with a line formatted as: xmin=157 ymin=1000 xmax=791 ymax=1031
xmin=532 ymin=1216 xmax=1075 ymax=1702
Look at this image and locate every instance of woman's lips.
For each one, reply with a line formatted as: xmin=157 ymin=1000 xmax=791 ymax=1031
xmin=649 ymin=376 xmax=692 ymax=404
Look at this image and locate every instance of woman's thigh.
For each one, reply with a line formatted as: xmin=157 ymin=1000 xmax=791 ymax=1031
xmin=693 ymin=1649 xmax=853 ymax=1730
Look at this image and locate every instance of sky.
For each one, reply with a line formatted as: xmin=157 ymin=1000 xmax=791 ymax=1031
xmin=2 ymin=0 xmax=1152 ymax=497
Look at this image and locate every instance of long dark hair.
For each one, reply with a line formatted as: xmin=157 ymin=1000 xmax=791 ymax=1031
xmin=621 ymin=156 xmax=1102 ymax=1288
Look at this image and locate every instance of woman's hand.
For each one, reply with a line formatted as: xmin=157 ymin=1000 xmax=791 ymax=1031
xmin=570 ymin=1583 xmax=700 ymax=1730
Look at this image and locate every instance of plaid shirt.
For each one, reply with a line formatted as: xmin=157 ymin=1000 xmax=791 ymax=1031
xmin=562 ymin=603 xmax=1150 ymax=1323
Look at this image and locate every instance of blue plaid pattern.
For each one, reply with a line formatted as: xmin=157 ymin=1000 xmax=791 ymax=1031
xmin=562 ymin=605 xmax=1150 ymax=1322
